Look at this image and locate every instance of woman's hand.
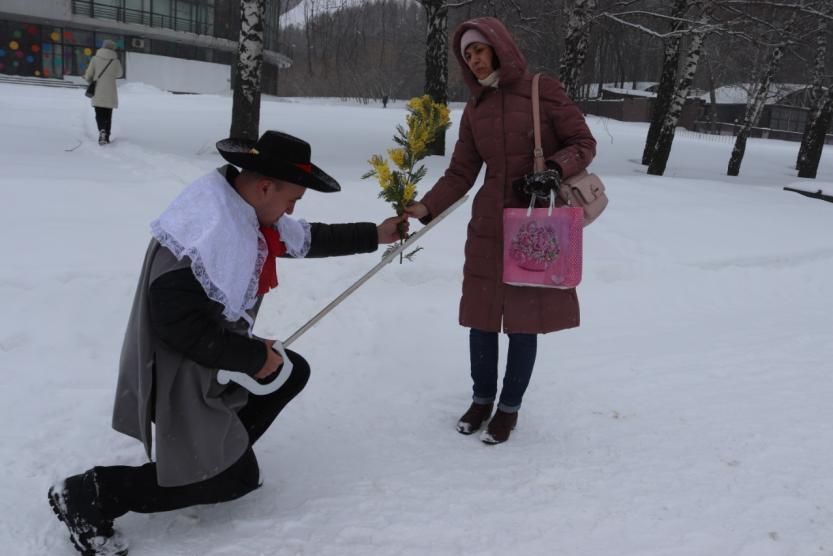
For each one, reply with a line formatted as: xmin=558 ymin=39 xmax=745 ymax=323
xmin=377 ymin=214 xmax=410 ymax=244
xmin=254 ymin=340 xmax=284 ymax=379
xmin=403 ymin=202 xmax=429 ymax=219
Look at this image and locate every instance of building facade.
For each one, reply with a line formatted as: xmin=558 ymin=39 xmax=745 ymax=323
xmin=0 ymin=0 xmax=296 ymax=94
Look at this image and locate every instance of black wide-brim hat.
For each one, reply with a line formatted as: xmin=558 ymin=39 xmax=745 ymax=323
xmin=216 ymin=130 xmax=340 ymax=193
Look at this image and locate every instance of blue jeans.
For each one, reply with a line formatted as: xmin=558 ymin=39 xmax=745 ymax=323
xmin=469 ymin=328 xmax=537 ymax=413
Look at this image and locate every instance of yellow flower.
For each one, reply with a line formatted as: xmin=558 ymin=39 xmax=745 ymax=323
xmin=436 ymin=104 xmax=450 ymax=127
xmin=408 ymin=124 xmax=428 ymax=160
xmin=388 ymin=148 xmax=407 ymax=170
xmin=403 ymin=182 xmax=417 ymax=203
xmin=369 ymin=154 xmax=392 ymax=190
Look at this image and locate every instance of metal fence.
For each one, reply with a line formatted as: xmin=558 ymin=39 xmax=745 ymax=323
xmin=72 ymin=0 xmax=212 ymax=36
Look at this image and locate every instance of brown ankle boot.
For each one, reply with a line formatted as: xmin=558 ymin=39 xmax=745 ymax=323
xmin=481 ymin=409 xmax=518 ymax=444
xmin=456 ymin=402 xmax=493 ymax=435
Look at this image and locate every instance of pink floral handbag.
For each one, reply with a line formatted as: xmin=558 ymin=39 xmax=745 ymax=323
xmin=503 ymin=193 xmax=583 ymax=288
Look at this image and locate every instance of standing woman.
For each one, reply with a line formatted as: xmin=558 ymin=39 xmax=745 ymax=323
xmin=405 ymin=17 xmax=596 ymax=444
xmin=84 ymin=39 xmax=123 ymax=145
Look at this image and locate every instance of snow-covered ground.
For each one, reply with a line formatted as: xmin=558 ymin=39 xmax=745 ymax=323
xmin=1 ymin=83 xmax=832 ymax=556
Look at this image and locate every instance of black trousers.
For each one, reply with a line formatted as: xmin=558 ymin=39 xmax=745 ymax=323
xmin=94 ymin=107 xmax=113 ymax=136
xmin=93 ymin=350 xmax=310 ymax=519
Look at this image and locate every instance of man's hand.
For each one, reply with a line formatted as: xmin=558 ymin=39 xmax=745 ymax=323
xmin=403 ymin=202 xmax=429 ymax=219
xmin=377 ymin=214 xmax=410 ymax=244
xmin=254 ymin=340 xmax=284 ymax=379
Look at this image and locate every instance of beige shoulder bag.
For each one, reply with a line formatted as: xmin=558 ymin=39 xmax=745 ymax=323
xmin=531 ymin=73 xmax=608 ymax=226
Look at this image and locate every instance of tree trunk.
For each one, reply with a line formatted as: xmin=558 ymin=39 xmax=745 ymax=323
xmin=797 ymin=18 xmax=828 ymax=169
xmin=559 ymin=0 xmax=597 ymax=101
xmin=704 ymin=51 xmax=718 ymax=133
xmin=230 ymin=0 xmax=265 ymax=141
xmin=647 ymin=24 xmax=707 ymax=176
xmin=421 ymin=0 xmax=449 ymax=156
xmin=642 ymin=0 xmax=687 ymax=165
xmin=596 ymin=32 xmax=605 ymax=97
xmin=798 ymin=89 xmax=833 ymax=179
xmin=727 ymin=44 xmax=788 ymax=176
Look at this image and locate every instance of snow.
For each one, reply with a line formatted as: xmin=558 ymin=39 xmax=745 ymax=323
xmin=2 ymin=83 xmax=833 ymax=556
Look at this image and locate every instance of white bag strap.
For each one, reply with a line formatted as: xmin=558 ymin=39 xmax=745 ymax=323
xmin=526 ymin=189 xmax=556 ymax=217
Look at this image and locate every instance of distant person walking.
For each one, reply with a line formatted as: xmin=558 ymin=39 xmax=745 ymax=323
xmin=84 ymin=39 xmax=123 ymax=145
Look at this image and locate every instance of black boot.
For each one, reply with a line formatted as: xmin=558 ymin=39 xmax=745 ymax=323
xmin=98 ymin=130 xmax=107 ymax=146
xmin=456 ymin=402 xmax=493 ymax=435
xmin=481 ymin=409 xmax=518 ymax=445
xmin=48 ymin=470 xmax=129 ymax=556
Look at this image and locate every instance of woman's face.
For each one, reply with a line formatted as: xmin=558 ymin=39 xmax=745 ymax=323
xmin=464 ymin=42 xmax=495 ymax=80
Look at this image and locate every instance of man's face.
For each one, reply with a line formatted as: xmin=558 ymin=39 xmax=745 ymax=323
xmin=256 ymin=178 xmax=306 ymax=225
xmin=464 ymin=42 xmax=495 ymax=80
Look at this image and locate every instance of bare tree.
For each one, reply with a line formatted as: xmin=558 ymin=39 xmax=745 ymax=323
xmin=560 ymin=0 xmax=598 ymax=100
xmin=641 ymin=0 xmax=689 ymax=165
xmin=230 ymin=0 xmax=266 ymax=141
xmin=418 ymin=0 xmax=474 ymax=156
xmin=796 ymin=16 xmax=828 ymax=169
xmin=648 ymin=0 xmax=714 ymax=176
xmin=726 ymin=8 xmax=798 ymax=177
xmin=797 ymin=88 xmax=833 ymax=178
xmin=420 ymin=0 xmax=450 ymax=155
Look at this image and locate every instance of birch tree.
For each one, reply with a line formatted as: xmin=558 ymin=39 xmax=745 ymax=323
xmin=726 ymin=9 xmax=798 ymax=177
xmin=647 ymin=0 xmax=713 ymax=176
xmin=420 ymin=0 xmax=450 ymax=155
xmin=418 ymin=0 xmax=473 ymax=156
xmin=797 ymin=88 xmax=833 ymax=178
xmin=642 ymin=0 xmax=689 ymax=165
xmin=559 ymin=0 xmax=598 ymax=101
xmin=796 ymin=17 xmax=828 ymax=170
xmin=230 ymin=0 xmax=266 ymax=141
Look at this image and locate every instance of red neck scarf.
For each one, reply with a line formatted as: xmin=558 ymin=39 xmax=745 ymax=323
xmin=258 ymin=226 xmax=287 ymax=296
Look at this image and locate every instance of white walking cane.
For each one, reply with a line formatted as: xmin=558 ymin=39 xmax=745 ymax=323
xmin=216 ymin=195 xmax=469 ymax=395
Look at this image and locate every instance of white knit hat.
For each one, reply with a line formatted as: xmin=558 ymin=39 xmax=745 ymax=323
xmin=460 ymin=29 xmax=491 ymax=57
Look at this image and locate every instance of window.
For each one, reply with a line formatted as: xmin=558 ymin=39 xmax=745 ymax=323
xmin=71 ymin=0 xmax=214 ymax=36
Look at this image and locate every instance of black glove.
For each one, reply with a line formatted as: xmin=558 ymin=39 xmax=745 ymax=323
xmin=513 ymin=167 xmax=562 ymax=201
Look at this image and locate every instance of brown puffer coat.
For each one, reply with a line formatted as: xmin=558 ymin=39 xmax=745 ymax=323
xmin=419 ymin=17 xmax=596 ymax=334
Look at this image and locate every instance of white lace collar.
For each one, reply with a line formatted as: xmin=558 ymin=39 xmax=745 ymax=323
xmin=151 ymin=169 xmax=265 ymax=324
xmin=150 ymin=168 xmax=314 ymax=326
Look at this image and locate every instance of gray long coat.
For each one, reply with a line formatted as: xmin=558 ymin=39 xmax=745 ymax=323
xmin=112 ymin=240 xmax=254 ymax=487
xmin=419 ymin=17 xmax=596 ymax=334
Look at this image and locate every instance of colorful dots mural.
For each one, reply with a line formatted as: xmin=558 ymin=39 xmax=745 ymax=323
xmin=0 ymin=21 xmax=113 ymax=78
xmin=1 ymin=22 xmax=43 ymax=77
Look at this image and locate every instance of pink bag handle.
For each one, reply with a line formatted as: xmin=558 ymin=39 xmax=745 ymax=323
xmin=532 ymin=73 xmax=546 ymax=173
